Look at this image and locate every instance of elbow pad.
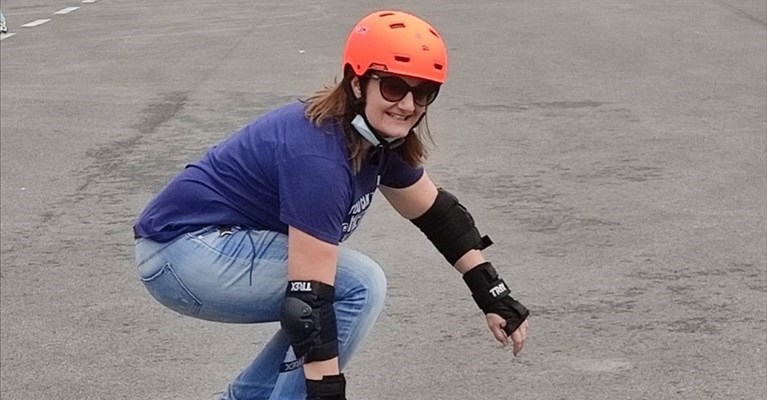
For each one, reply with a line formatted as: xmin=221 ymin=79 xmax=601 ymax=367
xmin=280 ymin=280 xmax=339 ymax=363
xmin=410 ymin=188 xmax=493 ymax=265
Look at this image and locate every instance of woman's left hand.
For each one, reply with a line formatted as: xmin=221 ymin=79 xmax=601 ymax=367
xmin=486 ymin=313 xmax=528 ymax=356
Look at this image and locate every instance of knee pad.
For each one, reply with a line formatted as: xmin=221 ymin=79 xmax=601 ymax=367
xmin=280 ymin=280 xmax=339 ymax=362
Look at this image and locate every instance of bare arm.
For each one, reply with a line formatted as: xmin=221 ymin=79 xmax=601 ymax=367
xmin=287 ymin=226 xmax=340 ymax=380
xmin=288 ymin=225 xmax=338 ymax=284
xmin=378 ymin=171 xmax=438 ymax=220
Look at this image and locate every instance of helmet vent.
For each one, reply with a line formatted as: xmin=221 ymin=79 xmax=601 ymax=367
xmin=394 ymin=55 xmax=411 ymax=63
xmin=389 ymin=23 xmax=407 ymax=29
xmin=429 ymin=28 xmax=440 ymax=38
xmin=433 ymin=63 xmax=444 ymax=70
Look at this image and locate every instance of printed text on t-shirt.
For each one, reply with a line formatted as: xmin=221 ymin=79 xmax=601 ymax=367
xmin=341 ymin=192 xmax=374 ymax=241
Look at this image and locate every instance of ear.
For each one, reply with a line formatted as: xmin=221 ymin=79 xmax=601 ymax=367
xmin=350 ymin=77 xmax=363 ymax=99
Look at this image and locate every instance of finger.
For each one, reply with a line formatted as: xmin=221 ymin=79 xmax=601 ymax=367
xmin=512 ymin=340 xmax=524 ymax=357
xmin=511 ymin=330 xmax=526 ymax=356
xmin=518 ymin=325 xmax=528 ymax=341
xmin=514 ymin=326 xmax=527 ymax=343
xmin=512 ymin=320 xmax=529 ymax=339
xmin=491 ymin=325 xmax=509 ymax=345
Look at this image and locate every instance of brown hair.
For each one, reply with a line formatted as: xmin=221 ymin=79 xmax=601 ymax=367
xmin=303 ymin=75 xmax=433 ymax=173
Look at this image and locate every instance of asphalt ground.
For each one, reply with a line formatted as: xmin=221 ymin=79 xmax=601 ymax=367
xmin=1 ymin=1 xmax=765 ymax=399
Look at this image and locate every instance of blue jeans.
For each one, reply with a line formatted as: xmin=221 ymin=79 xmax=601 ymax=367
xmin=134 ymin=226 xmax=387 ymax=400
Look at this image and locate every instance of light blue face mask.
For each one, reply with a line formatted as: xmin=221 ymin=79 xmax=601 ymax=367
xmin=350 ymin=114 xmax=378 ymax=145
xmin=351 ymin=114 xmax=401 ymax=147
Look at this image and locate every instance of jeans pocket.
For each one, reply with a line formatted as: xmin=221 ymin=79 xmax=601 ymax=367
xmin=141 ymin=263 xmax=202 ymax=317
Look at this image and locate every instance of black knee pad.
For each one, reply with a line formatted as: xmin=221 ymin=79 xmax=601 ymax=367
xmin=280 ymin=280 xmax=338 ymax=362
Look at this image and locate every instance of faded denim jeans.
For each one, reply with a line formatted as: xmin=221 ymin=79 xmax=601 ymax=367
xmin=134 ymin=226 xmax=387 ymax=400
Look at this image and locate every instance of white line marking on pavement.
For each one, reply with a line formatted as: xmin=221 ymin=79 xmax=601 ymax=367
xmin=5 ymin=1 xmax=98 ymax=40
xmin=21 ymin=19 xmax=52 ymax=28
xmin=55 ymin=7 xmax=81 ymax=15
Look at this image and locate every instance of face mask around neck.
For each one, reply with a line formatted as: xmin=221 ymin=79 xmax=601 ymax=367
xmin=351 ymin=114 xmax=403 ymax=147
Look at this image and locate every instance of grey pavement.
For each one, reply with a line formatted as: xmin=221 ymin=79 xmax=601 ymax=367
xmin=1 ymin=1 xmax=765 ymax=399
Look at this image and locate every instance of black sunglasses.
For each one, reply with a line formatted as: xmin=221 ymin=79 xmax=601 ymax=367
xmin=367 ymin=74 xmax=441 ymax=107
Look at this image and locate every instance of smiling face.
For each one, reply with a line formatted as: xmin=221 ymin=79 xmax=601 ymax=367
xmin=351 ymin=73 xmax=437 ymax=140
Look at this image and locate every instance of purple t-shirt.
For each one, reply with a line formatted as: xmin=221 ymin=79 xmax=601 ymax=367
xmin=134 ymin=102 xmax=424 ymax=244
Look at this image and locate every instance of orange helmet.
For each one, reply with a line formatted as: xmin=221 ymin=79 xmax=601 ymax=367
xmin=343 ymin=10 xmax=448 ymax=83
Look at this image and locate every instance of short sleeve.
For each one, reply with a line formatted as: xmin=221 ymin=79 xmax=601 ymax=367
xmin=277 ymin=155 xmax=352 ymax=244
xmin=379 ymin=151 xmax=425 ymax=188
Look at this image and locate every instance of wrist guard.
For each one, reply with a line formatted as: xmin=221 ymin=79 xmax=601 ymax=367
xmin=463 ymin=262 xmax=529 ymax=335
xmin=410 ymin=188 xmax=493 ymax=265
xmin=306 ymin=374 xmax=346 ymax=400
xmin=280 ymin=280 xmax=339 ymax=362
